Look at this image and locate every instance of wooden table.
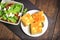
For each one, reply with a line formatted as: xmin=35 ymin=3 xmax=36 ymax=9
xmin=0 ymin=0 xmax=60 ymax=40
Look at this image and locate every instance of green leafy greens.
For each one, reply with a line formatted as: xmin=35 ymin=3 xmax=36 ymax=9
xmin=0 ymin=2 xmax=23 ymax=23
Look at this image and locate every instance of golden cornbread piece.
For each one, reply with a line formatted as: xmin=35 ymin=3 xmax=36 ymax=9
xmin=32 ymin=11 xmax=45 ymax=22
xmin=21 ymin=14 xmax=34 ymax=26
xmin=30 ymin=21 xmax=42 ymax=34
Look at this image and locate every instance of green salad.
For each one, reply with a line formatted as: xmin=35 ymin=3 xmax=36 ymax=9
xmin=0 ymin=2 xmax=22 ymax=23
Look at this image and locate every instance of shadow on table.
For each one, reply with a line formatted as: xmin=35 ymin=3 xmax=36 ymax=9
xmin=57 ymin=0 xmax=60 ymax=10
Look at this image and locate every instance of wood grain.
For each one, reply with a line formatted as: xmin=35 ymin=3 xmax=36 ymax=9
xmin=29 ymin=0 xmax=36 ymax=5
xmin=52 ymin=10 xmax=60 ymax=40
xmin=0 ymin=23 xmax=21 ymax=40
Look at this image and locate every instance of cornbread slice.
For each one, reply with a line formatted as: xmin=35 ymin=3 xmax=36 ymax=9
xmin=32 ymin=11 xmax=45 ymax=22
xmin=30 ymin=21 xmax=42 ymax=34
xmin=21 ymin=13 xmax=34 ymax=26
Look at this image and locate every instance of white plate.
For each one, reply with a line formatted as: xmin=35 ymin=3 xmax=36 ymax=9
xmin=21 ymin=10 xmax=48 ymax=37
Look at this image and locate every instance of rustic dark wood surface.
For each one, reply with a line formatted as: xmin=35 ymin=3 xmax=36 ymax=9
xmin=0 ymin=0 xmax=60 ymax=40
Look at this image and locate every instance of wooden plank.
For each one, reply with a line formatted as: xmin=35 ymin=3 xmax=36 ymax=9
xmin=52 ymin=10 xmax=60 ymax=40
xmin=51 ymin=0 xmax=60 ymax=40
xmin=35 ymin=0 xmax=49 ymax=13
xmin=29 ymin=0 xmax=36 ymax=5
xmin=0 ymin=23 xmax=21 ymax=40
